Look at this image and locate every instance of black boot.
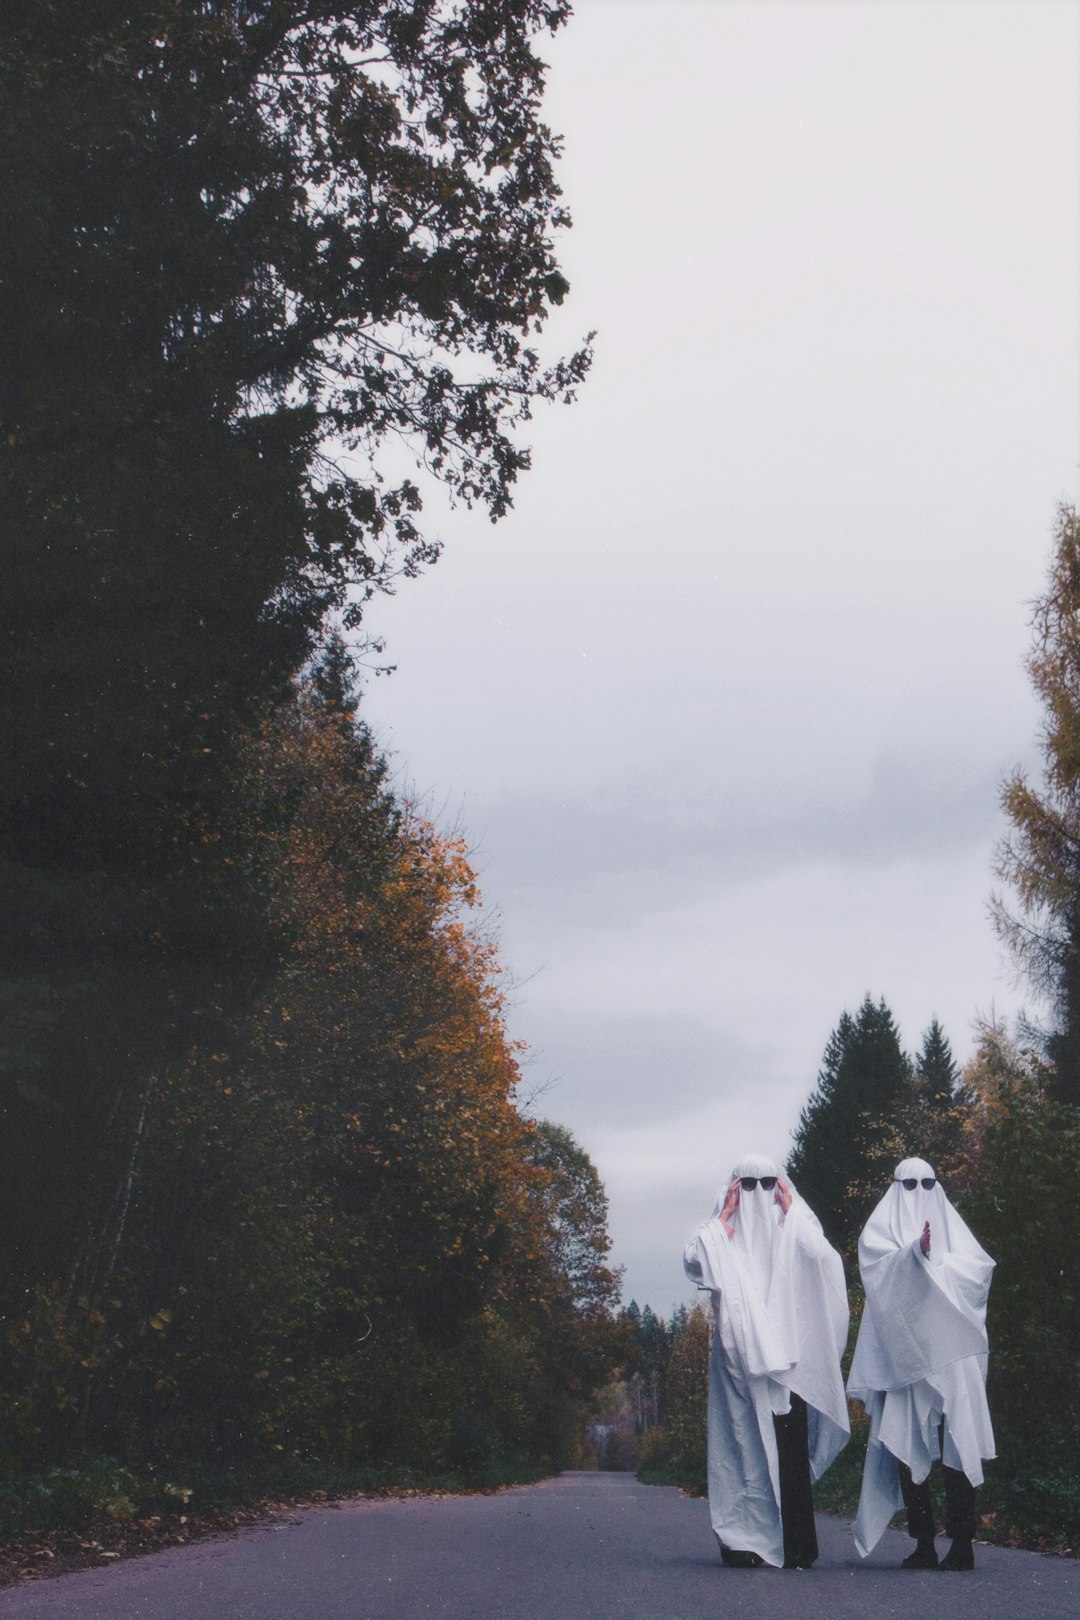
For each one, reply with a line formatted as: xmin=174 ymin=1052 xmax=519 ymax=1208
xmin=940 ymin=1537 xmax=975 ymax=1571
xmin=902 ymin=1537 xmax=940 ymax=1569
xmin=719 ymin=1545 xmax=765 ymax=1568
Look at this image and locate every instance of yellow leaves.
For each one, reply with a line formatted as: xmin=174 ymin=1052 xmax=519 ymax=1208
xmin=148 ymin=1309 xmax=172 ymax=1332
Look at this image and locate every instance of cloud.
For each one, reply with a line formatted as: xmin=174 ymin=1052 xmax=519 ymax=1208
xmin=516 ymin=1007 xmax=782 ymax=1133
xmin=469 ymin=751 xmax=1010 ymax=943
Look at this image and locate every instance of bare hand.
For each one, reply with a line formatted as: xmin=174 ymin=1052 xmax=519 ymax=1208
xmin=719 ymin=1176 xmax=740 ymax=1238
xmin=920 ymin=1220 xmax=931 ymax=1258
xmin=774 ymin=1175 xmax=793 ymax=1215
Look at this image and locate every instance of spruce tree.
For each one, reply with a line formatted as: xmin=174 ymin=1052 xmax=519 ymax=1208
xmin=914 ymin=1018 xmax=961 ymax=1109
xmin=788 ymin=995 xmax=911 ymax=1257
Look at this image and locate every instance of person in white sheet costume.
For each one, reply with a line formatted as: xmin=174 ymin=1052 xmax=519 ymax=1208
xmin=683 ymin=1154 xmax=850 ymax=1570
xmin=847 ymin=1157 xmax=995 ymax=1571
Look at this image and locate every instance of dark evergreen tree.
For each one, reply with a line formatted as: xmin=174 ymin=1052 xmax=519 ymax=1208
xmin=615 ymin=1301 xmax=670 ymax=1432
xmin=914 ymin=1017 xmax=961 ymax=1108
xmin=787 ymin=995 xmax=911 ymax=1258
xmin=635 ymin=1305 xmax=670 ymax=1428
xmin=667 ymin=1303 xmax=689 ymax=1341
xmin=858 ymin=1018 xmax=971 ymax=1202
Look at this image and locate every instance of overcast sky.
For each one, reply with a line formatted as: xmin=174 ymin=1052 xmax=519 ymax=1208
xmin=358 ymin=0 xmax=1080 ymax=1313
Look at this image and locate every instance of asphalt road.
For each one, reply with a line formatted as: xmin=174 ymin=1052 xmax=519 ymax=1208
xmin=0 ymin=1471 xmax=1075 ymax=1620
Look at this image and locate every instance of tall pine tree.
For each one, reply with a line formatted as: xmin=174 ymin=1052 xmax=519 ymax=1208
xmin=788 ymin=995 xmax=910 ymax=1257
xmin=859 ymin=1018 xmax=971 ymax=1200
xmin=914 ymin=1017 xmax=961 ymax=1108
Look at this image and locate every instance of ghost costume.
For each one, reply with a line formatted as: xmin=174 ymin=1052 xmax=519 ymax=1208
xmin=847 ymin=1158 xmax=995 ymax=1561
xmin=683 ymin=1155 xmax=850 ymax=1569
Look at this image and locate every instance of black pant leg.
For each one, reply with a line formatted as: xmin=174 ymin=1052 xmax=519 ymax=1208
xmin=773 ymin=1393 xmax=818 ymax=1565
xmin=898 ymin=1462 xmax=936 ymax=1541
xmin=943 ymin=1466 xmax=976 ymax=1541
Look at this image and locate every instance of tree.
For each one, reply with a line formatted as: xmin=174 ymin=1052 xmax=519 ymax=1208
xmin=1 ymin=0 xmax=588 ymax=1318
xmin=994 ymin=504 xmax=1080 ymax=1104
xmin=664 ymin=1302 xmax=710 ymax=1495
xmin=787 ymin=995 xmax=911 ymax=1258
xmin=513 ymin=1120 xmax=623 ymax=1464
xmin=850 ymin=1017 xmax=972 ymax=1205
xmin=2 ymin=0 xmax=588 ymax=658
xmin=528 ymin=1121 xmax=621 ymax=1316
xmin=634 ymin=1305 xmax=670 ymax=1428
xmin=961 ymin=1021 xmax=1080 ymax=1539
xmin=1 ymin=661 xmax=625 ymax=1480
xmin=914 ymin=1018 xmax=961 ymax=1109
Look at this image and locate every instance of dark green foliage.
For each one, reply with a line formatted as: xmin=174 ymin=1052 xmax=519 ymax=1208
xmin=635 ymin=1305 xmax=671 ymax=1428
xmin=0 ymin=669 xmax=623 ymax=1505
xmin=856 ymin=1019 xmax=973 ymax=1203
xmin=664 ymin=1303 xmax=710 ymax=1495
xmin=962 ymin=1030 xmax=1080 ymax=1544
xmin=915 ymin=1018 xmax=962 ymax=1108
xmin=787 ymin=995 xmax=911 ymax=1258
xmin=0 ymin=0 xmax=608 ymax=1534
xmin=0 ymin=0 xmax=588 ymax=1326
xmin=0 ymin=1458 xmax=156 ymax=1540
xmin=614 ymin=1300 xmax=670 ymax=1435
xmin=632 ymin=1302 xmax=709 ymax=1495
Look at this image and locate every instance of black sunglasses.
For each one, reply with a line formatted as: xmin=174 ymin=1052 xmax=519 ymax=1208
xmin=740 ymin=1176 xmax=778 ymax=1191
xmin=898 ymin=1177 xmax=936 ymax=1191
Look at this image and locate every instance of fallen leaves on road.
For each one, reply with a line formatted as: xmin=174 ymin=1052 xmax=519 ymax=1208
xmin=0 ymin=1501 xmax=294 ymax=1589
xmin=0 ymin=1479 xmax=506 ymax=1589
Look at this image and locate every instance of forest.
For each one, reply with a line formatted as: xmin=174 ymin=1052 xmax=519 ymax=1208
xmin=0 ymin=0 xmax=618 ymax=1549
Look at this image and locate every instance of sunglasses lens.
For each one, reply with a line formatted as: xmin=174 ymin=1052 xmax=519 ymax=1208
xmin=901 ymin=1178 xmax=918 ymax=1190
xmin=740 ymin=1177 xmax=758 ymax=1191
xmin=921 ymin=1177 xmax=936 ymax=1189
xmin=760 ymin=1176 xmax=777 ymax=1191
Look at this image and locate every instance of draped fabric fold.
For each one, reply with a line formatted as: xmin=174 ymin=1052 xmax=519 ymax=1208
xmin=684 ymin=1154 xmax=849 ymax=1568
